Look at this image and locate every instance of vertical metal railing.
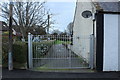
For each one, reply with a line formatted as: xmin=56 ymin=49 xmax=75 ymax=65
xmin=28 ymin=34 xmax=93 ymax=69
xmin=69 ymin=35 xmax=72 ymax=68
xmin=89 ymin=34 xmax=94 ymax=69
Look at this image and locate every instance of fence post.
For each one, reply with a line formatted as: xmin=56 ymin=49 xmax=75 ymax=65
xmin=28 ymin=33 xmax=33 ymax=69
xmin=89 ymin=34 xmax=94 ymax=69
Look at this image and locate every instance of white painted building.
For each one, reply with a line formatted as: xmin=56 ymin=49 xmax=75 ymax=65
xmin=71 ymin=0 xmax=97 ymax=63
xmin=103 ymin=14 xmax=120 ymax=71
xmin=71 ymin=0 xmax=120 ymax=71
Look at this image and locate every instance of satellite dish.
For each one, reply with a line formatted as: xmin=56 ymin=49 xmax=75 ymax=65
xmin=82 ymin=10 xmax=92 ymax=18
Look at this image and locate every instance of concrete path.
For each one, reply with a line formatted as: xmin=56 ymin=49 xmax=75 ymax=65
xmin=33 ymin=44 xmax=89 ymax=69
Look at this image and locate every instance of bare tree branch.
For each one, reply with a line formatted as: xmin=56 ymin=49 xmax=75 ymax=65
xmin=1 ymin=2 xmax=55 ymax=39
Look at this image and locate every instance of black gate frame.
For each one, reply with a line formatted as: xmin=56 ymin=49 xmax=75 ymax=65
xmin=96 ymin=10 xmax=104 ymax=71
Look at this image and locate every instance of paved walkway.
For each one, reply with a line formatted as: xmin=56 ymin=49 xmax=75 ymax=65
xmin=2 ymin=68 xmax=120 ymax=79
xmin=33 ymin=44 xmax=89 ymax=69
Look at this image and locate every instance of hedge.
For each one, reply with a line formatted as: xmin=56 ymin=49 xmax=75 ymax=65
xmin=2 ymin=40 xmax=28 ymax=69
xmin=13 ymin=41 xmax=28 ymax=63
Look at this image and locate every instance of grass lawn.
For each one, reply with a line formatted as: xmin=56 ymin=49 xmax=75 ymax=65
xmin=54 ymin=40 xmax=71 ymax=45
xmin=33 ymin=67 xmax=94 ymax=73
xmin=33 ymin=66 xmax=80 ymax=71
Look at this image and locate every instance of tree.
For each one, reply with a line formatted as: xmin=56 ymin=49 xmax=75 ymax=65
xmin=51 ymin=29 xmax=62 ymax=35
xmin=66 ymin=22 xmax=73 ymax=35
xmin=26 ymin=25 xmax=46 ymax=35
xmin=0 ymin=1 xmax=51 ymax=40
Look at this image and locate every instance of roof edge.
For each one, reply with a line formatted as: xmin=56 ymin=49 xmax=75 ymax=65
xmin=96 ymin=10 xmax=120 ymax=14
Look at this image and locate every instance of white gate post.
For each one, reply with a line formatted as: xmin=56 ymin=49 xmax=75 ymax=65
xmin=89 ymin=34 xmax=94 ymax=69
xmin=28 ymin=33 xmax=33 ymax=69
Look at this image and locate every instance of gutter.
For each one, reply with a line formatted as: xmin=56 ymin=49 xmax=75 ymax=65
xmin=97 ymin=11 xmax=120 ymax=14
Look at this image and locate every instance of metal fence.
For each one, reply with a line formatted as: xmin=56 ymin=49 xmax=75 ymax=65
xmin=28 ymin=33 xmax=94 ymax=69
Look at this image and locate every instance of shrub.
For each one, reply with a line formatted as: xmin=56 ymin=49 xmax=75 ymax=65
xmin=13 ymin=41 xmax=27 ymax=63
xmin=2 ymin=36 xmax=9 ymax=65
xmin=2 ymin=40 xmax=28 ymax=68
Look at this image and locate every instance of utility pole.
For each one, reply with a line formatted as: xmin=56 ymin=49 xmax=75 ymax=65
xmin=47 ymin=14 xmax=50 ymax=34
xmin=8 ymin=2 xmax=13 ymax=70
xmin=47 ymin=14 xmax=50 ymax=40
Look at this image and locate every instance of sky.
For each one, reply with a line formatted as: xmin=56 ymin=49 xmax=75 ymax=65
xmin=0 ymin=1 xmax=76 ymax=33
xmin=45 ymin=2 xmax=76 ymax=32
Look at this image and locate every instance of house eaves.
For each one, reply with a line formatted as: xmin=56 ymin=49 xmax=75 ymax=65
xmin=92 ymin=1 xmax=120 ymax=13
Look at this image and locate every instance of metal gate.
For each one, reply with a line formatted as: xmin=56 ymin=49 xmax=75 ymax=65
xmin=28 ymin=33 xmax=94 ymax=69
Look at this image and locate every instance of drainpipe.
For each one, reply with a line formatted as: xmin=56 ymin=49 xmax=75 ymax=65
xmin=92 ymin=13 xmax=96 ymax=69
xmin=92 ymin=13 xmax=95 ymax=36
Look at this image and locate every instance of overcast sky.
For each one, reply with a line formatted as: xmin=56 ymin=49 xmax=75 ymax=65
xmin=45 ymin=2 xmax=76 ymax=32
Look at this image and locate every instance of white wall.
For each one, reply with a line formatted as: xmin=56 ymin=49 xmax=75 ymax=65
xmin=103 ymin=14 xmax=119 ymax=71
xmin=71 ymin=1 xmax=96 ymax=63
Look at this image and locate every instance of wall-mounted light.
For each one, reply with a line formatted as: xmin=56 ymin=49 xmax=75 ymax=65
xmin=82 ymin=10 xmax=92 ymax=18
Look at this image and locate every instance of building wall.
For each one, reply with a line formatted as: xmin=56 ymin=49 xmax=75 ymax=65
xmin=103 ymin=14 xmax=119 ymax=71
xmin=119 ymin=15 xmax=120 ymax=71
xmin=71 ymin=0 xmax=96 ymax=63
